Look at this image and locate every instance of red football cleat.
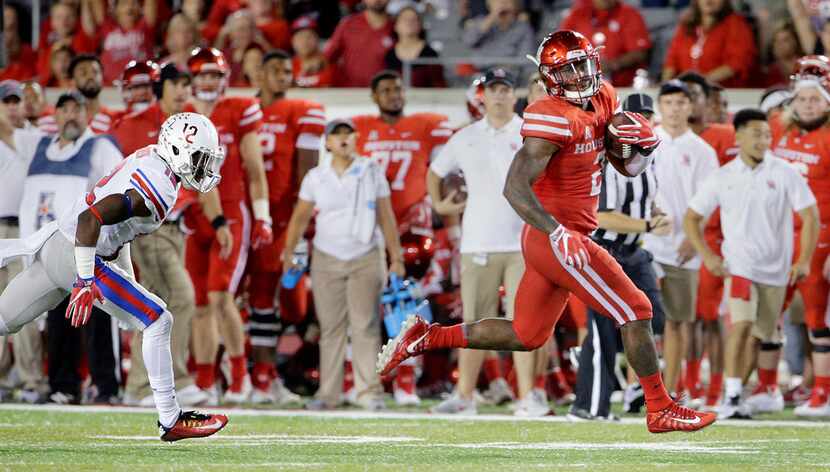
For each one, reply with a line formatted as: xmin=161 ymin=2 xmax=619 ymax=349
xmin=159 ymin=410 xmax=228 ymax=442
xmin=376 ymin=315 xmax=430 ymax=377
xmin=646 ymin=402 xmax=716 ymax=433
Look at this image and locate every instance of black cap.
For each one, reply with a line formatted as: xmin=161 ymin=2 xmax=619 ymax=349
xmin=622 ymin=93 xmax=654 ymax=114
xmin=483 ymin=68 xmax=515 ymax=88
xmin=55 ymin=91 xmax=86 ymax=109
xmin=159 ymin=62 xmax=191 ymax=84
xmin=0 ymin=80 xmax=22 ymax=101
xmin=324 ymin=118 xmax=355 ymax=136
xmin=659 ymin=79 xmax=692 ymax=99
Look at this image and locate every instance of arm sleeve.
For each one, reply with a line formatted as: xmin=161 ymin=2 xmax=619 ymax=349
xmin=688 ymin=175 xmax=720 ymax=218
xmin=694 ymin=145 xmax=720 ymax=193
xmin=721 ymin=15 xmax=758 ymax=82
xmin=598 ymin=167 xmax=619 ymax=212
xmin=238 ymin=99 xmax=264 ymax=136
xmin=374 ymin=164 xmax=391 ymax=198
xmin=786 ymin=165 xmax=818 ymax=212
xmin=295 ymin=103 xmax=326 ymax=150
xmin=429 ymin=135 xmax=460 ymax=178
xmin=663 ymin=26 xmax=685 ymax=73
xmin=323 ymin=21 xmax=345 ymax=62
xmin=521 ymin=102 xmax=573 ymax=148
xmin=298 ymin=171 xmax=316 ymax=203
xmin=427 ymin=115 xmax=453 ymax=160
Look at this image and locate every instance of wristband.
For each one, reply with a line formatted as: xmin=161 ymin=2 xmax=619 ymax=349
xmin=74 ymin=246 xmax=97 ymax=281
xmin=252 ymin=198 xmax=272 ymax=224
xmin=211 ymin=215 xmax=227 ymax=229
xmin=645 ymin=220 xmax=652 ymax=233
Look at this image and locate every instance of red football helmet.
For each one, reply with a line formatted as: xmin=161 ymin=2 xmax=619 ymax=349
xmin=120 ymin=60 xmax=159 ymax=111
xmin=188 ymin=47 xmax=229 ymax=102
xmin=791 ymin=55 xmax=830 ymax=102
xmin=400 ymin=232 xmax=435 ymax=280
xmin=465 ymin=75 xmax=486 ymax=121
xmin=530 ymin=30 xmax=602 ymax=104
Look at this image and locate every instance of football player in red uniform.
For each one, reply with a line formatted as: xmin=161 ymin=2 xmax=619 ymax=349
xmin=769 ymin=55 xmax=830 ymax=417
xmin=247 ymin=49 xmax=324 ymax=404
xmin=183 ymin=47 xmax=273 ymax=404
xmin=676 ymin=71 xmax=738 ymax=409
xmin=377 ymin=30 xmax=716 ymax=433
xmin=352 ymin=70 xmax=453 ymax=405
xmin=118 ymin=60 xmax=160 ymax=115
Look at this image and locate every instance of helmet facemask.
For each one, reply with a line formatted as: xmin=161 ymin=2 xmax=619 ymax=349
xmin=541 ymin=55 xmax=601 ymax=105
xmin=180 ymin=145 xmax=224 ymax=192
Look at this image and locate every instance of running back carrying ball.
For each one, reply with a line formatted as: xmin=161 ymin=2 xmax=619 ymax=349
xmin=604 ymin=111 xmax=660 ymax=177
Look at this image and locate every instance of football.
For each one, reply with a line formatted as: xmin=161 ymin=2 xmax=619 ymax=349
xmin=440 ymin=171 xmax=467 ymax=203
xmin=604 ymin=112 xmax=637 ymax=177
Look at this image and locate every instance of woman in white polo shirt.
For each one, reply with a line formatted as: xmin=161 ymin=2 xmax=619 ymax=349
xmin=282 ymin=118 xmax=404 ymax=411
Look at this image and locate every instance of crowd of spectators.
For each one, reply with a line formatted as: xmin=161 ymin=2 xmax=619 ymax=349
xmin=3 ymin=0 xmax=830 ymax=89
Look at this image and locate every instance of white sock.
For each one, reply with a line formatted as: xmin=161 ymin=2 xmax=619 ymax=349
xmin=725 ymin=377 xmax=743 ymax=399
xmin=142 ymin=311 xmax=180 ymax=428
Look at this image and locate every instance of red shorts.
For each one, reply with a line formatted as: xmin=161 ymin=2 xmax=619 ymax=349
xmin=184 ymin=200 xmax=251 ymax=306
xmin=512 ymin=225 xmax=652 ymax=349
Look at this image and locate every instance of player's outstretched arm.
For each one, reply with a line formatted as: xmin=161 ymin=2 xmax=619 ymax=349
xmin=503 ymin=137 xmax=561 ymax=234
xmin=241 ymin=131 xmax=274 ymax=249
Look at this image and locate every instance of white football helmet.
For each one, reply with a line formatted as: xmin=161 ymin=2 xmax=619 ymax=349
xmin=157 ymin=112 xmax=224 ymax=193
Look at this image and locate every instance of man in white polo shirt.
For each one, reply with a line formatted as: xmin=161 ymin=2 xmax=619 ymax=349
xmin=643 ymin=80 xmax=719 ymax=399
xmin=426 ymin=68 xmax=545 ymax=416
xmin=684 ymin=108 xmax=819 ymax=419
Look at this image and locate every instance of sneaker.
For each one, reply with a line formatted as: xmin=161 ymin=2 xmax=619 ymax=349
xmin=250 ymin=387 xmax=276 ymax=405
xmin=159 ymin=410 xmax=228 ymax=442
xmin=359 ymin=396 xmax=386 ymax=412
xmin=623 ymin=384 xmax=645 ymax=414
xmin=482 ymin=378 xmax=514 ymax=405
xmin=271 ymin=379 xmax=302 ymax=406
xmin=200 ymin=385 xmax=221 ymax=407
xmin=717 ymin=395 xmax=752 ymax=420
xmin=514 ymin=389 xmax=551 ymax=417
xmin=393 ymin=384 xmax=421 ymax=406
xmin=305 ymin=398 xmax=332 ymax=411
xmin=784 ymin=385 xmax=812 ymax=407
xmin=794 ymin=389 xmax=830 ymax=417
xmin=566 ymin=406 xmax=597 ymax=422
xmin=745 ymin=385 xmax=784 ymax=414
xmin=48 ymin=391 xmax=78 ymax=405
xmin=646 ymin=402 xmax=717 ymax=433
xmin=222 ymin=376 xmax=252 ymax=404
xmin=177 ymin=384 xmax=209 ymax=407
xmin=430 ymin=393 xmax=477 ymax=415
xmin=376 ymin=315 xmax=430 ymax=376
xmin=15 ymin=389 xmax=47 ymax=404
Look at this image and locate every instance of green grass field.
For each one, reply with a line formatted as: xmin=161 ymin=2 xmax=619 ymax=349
xmin=1 ymin=404 xmax=829 ymax=471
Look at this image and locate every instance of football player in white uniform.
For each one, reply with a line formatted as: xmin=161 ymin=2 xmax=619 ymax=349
xmin=0 ymin=112 xmax=228 ymax=441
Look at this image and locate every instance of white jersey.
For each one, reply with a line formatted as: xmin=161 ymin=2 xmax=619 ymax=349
xmin=58 ymin=145 xmax=180 ymax=258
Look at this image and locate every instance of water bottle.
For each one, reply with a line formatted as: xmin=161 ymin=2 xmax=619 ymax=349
xmin=281 ymin=239 xmax=308 ymax=289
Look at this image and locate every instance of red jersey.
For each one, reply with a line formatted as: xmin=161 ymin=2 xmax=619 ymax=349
xmin=352 ymin=112 xmax=453 ymax=220
xmin=324 ymin=12 xmax=394 ymax=87
xmin=0 ymin=44 xmax=37 ymax=82
xmin=259 ymin=98 xmax=325 ymax=204
xmin=770 ymin=114 xmax=830 ymax=223
xmin=292 ymin=56 xmax=335 ymax=88
xmin=80 ymin=19 xmax=155 ymax=85
xmin=111 ymin=102 xmax=168 ymax=157
xmin=520 ymin=82 xmax=619 ymax=234
xmin=186 ymin=96 xmax=263 ymax=204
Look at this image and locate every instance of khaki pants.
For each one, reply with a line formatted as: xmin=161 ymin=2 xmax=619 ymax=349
xmin=126 ymin=224 xmax=196 ymax=398
xmin=461 ymin=252 xmax=524 ymax=321
xmin=311 ymin=248 xmax=384 ymax=407
xmin=659 ymin=263 xmax=698 ymax=323
xmin=0 ymin=221 xmax=46 ymax=392
xmin=725 ymin=277 xmax=786 ymax=342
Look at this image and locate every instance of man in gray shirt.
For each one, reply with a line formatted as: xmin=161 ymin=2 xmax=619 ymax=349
xmin=463 ymin=0 xmax=535 ymax=77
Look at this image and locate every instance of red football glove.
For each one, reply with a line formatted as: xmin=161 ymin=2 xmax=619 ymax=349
xmin=66 ymin=277 xmax=104 ymax=328
xmin=614 ymin=111 xmax=661 ymax=154
xmin=549 ymin=226 xmax=590 ymax=270
xmin=251 ymin=220 xmax=273 ymax=250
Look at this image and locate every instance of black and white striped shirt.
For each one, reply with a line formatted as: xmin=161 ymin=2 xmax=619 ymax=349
xmin=593 ymin=160 xmax=658 ymax=248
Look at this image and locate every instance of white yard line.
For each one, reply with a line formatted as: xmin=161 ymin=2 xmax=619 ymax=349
xmin=0 ymin=403 xmax=828 ymax=428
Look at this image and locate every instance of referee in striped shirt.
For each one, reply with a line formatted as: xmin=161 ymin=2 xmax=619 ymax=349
xmin=568 ymin=93 xmax=671 ymax=421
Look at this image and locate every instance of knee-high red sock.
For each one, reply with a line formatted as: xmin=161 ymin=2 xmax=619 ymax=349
xmin=483 ymin=357 xmax=503 ymax=382
xmin=426 ymin=324 xmax=468 ymax=349
xmin=758 ymin=368 xmax=778 ymax=389
xmin=685 ymin=358 xmax=701 ymax=390
xmin=707 ymin=372 xmax=723 ymax=402
xmin=534 ymin=374 xmax=547 ymax=390
xmin=196 ymin=363 xmax=215 ymax=390
xmin=252 ymin=362 xmax=272 ymax=391
xmin=395 ymin=365 xmax=416 ymax=393
xmin=640 ymin=372 xmax=673 ymax=412
xmin=229 ymin=355 xmax=247 ymax=391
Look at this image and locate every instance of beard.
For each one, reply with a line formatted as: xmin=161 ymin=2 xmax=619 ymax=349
xmin=380 ymin=105 xmax=403 ymax=117
xmin=61 ymin=121 xmax=83 ymax=141
xmin=794 ymin=111 xmax=829 ymax=131
xmin=78 ymin=83 xmax=102 ymax=99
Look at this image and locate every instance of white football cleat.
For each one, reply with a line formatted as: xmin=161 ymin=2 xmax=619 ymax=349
xmin=271 ymin=378 xmax=302 ymax=405
xmin=393 ymin=384 xmax=421 ymax=406
xmin=794 ymin=398 xmax=830 ymax=417
xmin=745 ymin=386 xmax=784 ymax=414
xmin=222 ymin=376 xmax=252 ymax=404
xmin=514 ymin=388 xmax=551 ymax=417
xmin=482 ymin=378 xmax=514 ymax=405
xmin=178 ymin=384 xmax=210 ymax=407
xmin=717 ymin=395 xmax=752 ymax=419
xmin=430 ymin=393 xmax=477 ymax=415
